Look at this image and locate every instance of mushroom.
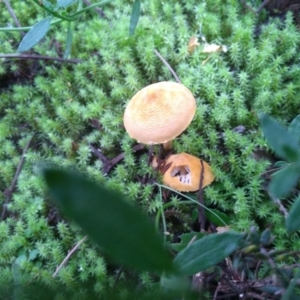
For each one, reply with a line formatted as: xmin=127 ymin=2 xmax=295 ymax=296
xmin=123 ymin=81 xmax=196 ymax=150
xmin=158 ymin=152 xmax=215 ymax=192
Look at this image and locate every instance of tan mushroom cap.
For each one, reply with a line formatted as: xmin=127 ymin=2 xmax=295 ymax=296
xmin=162 ymin=153 xmax=215 ymax=192
xmin=123 ymin=81 xmax=196 ymax=145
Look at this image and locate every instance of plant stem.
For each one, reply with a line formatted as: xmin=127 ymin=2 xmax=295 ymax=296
xmin=3 ymin=0 xmax=22 ymax=28
xmin=153 ymin=49 xmax=181 ymax=83
xmin=71 ymin=0 xmax=112 ymax=17
xmin=0 ymin=53 xmax=83 ymax=63
xmin=0 ymin=0 xmax=111 ymax=33
xmin=31 ymin=0 xmax=75 ymax=21
xmin=198 ymin=160 xmax=206 ymax=231
xmin=52 ymin=236 xmax=88 ymax=277
xmin=155 ymin=183 xmax=228 ymax=226
xmin=0 ymin=19 xmax=62 ymax=32
xmin=1 ymin=134 xmax=35 ymax=220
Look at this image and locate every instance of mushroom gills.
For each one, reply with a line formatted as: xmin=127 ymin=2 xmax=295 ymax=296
xmin=171 ymin=165 xmax=191 ymax=185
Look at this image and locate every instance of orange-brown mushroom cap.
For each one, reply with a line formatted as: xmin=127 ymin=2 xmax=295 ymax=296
xmin=123 ymin=82 xmax=196 ymax=145
xmin=162 ymin=153 xmax=215 ymax=192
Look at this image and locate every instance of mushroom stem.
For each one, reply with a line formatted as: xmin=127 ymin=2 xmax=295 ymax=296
xmin=163 ymin=140 xmax=173 ymax=151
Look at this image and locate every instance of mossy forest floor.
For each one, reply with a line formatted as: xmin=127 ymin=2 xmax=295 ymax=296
xmin=1 ymin=0 xmax=300 ymax=299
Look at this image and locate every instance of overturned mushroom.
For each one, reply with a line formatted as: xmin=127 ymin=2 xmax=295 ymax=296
xmin=123 ymin=81 xmax=196 ymax=150
xmin=158 ymin=152 xmax=215 ymax=192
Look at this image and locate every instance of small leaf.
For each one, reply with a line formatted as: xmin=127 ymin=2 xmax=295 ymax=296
xmin=262 ymin=285 xmax=282 ymax=294
xmin=269 ymin=164 xmax=300 ymax=198
xmin=43 ymin=169 xmax=173 ymax=273
xmin=15 ymin=255 xmax=27 ymax=266
xmin=260 ymin=227 xmax=272 ymax=246
xmin=18 ymin=17 xmax=52 ymax=52
xmin=288 ymin=114 xmax=300 ymax=144
xmin=29 ymin=249 xmax=39 ymax=261
xmin=281 ymin=268 xmax=300 ymax=300
xmin=129 ymin=0 xmax=140 ymax=35
xmin=63 ymin=22 xmax=73 ymax=59
xmin=56 ymin=0 xmax=77 ymax=8
xmin=169 ymin=232 xmax=206 ymax=252
xmin=160 ymin=274 xmax=190 ymax=292
xmin=273 ymin=160 xmax=288 ymax=168
xmin=173 ymin=232 xmax=243 ymax=275
xmin=259 ymin=113 xmax=300 ymax=162
xmin=44 ymin=0 xmax=55 ymax=10
xmin=286 ymin=195 xmax=300 ymax=233
xmin=205 ymin=209 xmax=230 ymax=226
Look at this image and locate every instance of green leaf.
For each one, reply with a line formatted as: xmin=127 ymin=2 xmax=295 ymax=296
xmin=258 ymin=113 xmax=300 ymax=162
xmin=173 ymin=232 xmax=243 ymax=275
xmin=273 ymin=160 xmax=288 ymax=168
xmin=269 ymin=164 xmax=300 ymax=198
xmin=169 ymin=232 xmax=206 ymax=252
xmin=192 ymin=208 xmax=230 ymax=226
xmin=260 ymin=227 xmax=272 ymax=246
xmin=29 ymin=249 xmax=39 ymax=261
xmin=56 ymin=0 xmax=77 ymax=8
xmin=160 ymin=274 xmax=190 ymax=292
xmin=288 ymin=114 xmax=300 ymax=144
xmin=43 ymin=169 xmax=173 ymax=273
xmin=43 ymin=0 xmax=55 ymax=10
xmin=129 ymin=0 xmax=140 ymax=35
xmin=63 ymin=22 xmax=73 ymax=59
xmin=18 ymin=17 xmax=52 ymax=52
xmin=286 ymin=196 xmax=300 ymax=233
xmin=281 ymin=268 xmax=300 ymax=300
xmin=205 ymin=209 xmax=230 ymax=226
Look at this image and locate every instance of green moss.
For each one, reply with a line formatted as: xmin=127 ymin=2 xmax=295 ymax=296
xmin=1 ymin=0 xmax=300 ymax=297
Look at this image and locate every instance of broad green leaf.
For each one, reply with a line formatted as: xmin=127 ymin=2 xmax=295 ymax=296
xmin=43 ymin=169 xmax=173 ymax=273
xmin=129 ymin=0 xmax=140 ymax=35
xmin=286 ymin=195 xmax=300 ymax=233
xmin=269 ymin=164 xmax=300 ymax=198
xmin=288 ymin=114 xmax=300 ymax=144
xmin=56 ymin=0 xmax=77 ymax=8
xmin=18 ymin=17 xmax=52 ymax=52
xmin=173 ymin=232 xmax=243 ymax=275
xmin=259 ymin=113 xmax=300 ymax=162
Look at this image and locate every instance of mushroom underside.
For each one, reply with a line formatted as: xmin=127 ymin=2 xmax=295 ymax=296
xmin=171 ymin=165 xmax=192 ymax=185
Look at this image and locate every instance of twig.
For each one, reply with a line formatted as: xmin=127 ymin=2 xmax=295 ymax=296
xmin=1 ymin=134 xmax=35 ymax=220
xmin=52 ymin=236 xmax=88 ymax=278
xmin=213 ymin=283 xmax=221 ymax=300
xmin=90 ymin=145 xmax=111 ymax=167
xmin=188 ymin=235 xmax=197 ymax=247
xmin=90 ymin=144 xmax=145 ymax=174
xmin=3 ymin=0 xmax=22 ymax=29
xmin=240 ymin=0 xmax=271 ymax=13
xmin=153 ymin=49 xmax=181 ymax=83
xmin=110 ymin=143 xmax=145 ymax=167
xmin=0 ymin=53 xmax=83 ymax=64
xmin=198 ymin=159 xmax=206 ymax=231
xmin=112 ymin=265 xmax=124 ymax=290
xmin=273 ymin=198 xmax=289 ymax=218
xmin=244 ymin=292 xmax=267 ymax=300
